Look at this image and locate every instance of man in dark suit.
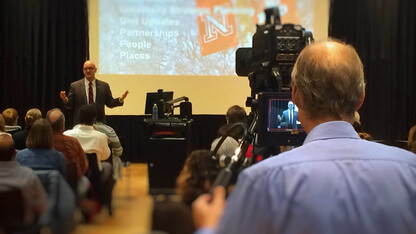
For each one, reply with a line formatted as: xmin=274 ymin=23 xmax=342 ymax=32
xmin=277 ymin=101 xmax=298 ymax=129
xmin=60 ymin=60 xmax=128 ymax=126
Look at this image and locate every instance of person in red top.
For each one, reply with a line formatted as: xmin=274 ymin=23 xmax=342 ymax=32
xmin=46 ymin=108 xmax=88 ymax=179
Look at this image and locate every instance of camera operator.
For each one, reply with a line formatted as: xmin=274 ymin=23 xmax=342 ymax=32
xmin=192 ymin=40 xmax=416 ymax=234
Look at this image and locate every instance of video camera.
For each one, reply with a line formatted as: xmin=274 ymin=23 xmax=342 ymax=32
xmin=236 ymin=7 xmax=313 ymax=149
xmin=211 ymin=7 xmax=314 ymax=189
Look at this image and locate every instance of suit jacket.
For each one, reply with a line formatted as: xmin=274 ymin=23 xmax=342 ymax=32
xmin=64 ymin=78 xmax=123 ymax=126
xmin=280 ymin=109 xmax=298 ymax=129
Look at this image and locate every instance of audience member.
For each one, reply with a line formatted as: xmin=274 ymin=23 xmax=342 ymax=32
xmin=46 ymin=108 xmax=91 ymax=199
xmin=63 ymin=104 xmax=114 ymax=214
xmin=211 ymin=105 xmax=247 ymax=157
xmin=2 ymin=108 xmax=21 ymax=134
xmin=192 ymin=40 xmax=416 ymax=234
xmin=408 ymin=125 xmax=416 ymax=153
xmin=352 ymin=111 xmax=373 ymax=140
xmin=16 ymin=119 xmax=66 ymax=176
xmin=13 ymin=108 xmax=42 ymax=150
xmin=0 ymin=114 xmax=8 ymax=134
xmin=152 ymin=150 xmax=221 ymax=234
xmin=64 ymin=104 xmax=111 ymax=172
xmin=46 ymin=108 xmax=88 ymax=179
xmin=176 ymin=150 xmax=221 ymax=206
xmin=94 ymin=121 xmax=123 ymax=180
xmin=0 ymin=134 xmax=47 ymax=225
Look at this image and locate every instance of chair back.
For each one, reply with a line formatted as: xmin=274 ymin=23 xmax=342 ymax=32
xmin=85 ymin=153 xmax=100 ymax=189
xmin=36 ymin=170 xmax=75 ymax=234
xmin=0 ymin=185 xmax=25 ymax=233
xmin=65 ymin=162 xmax=78 ymax=195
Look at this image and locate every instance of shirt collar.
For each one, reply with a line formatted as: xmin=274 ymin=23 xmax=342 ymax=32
xmin=84 ymin=78 xmax=96 ymax=86
xmin=303 ymin=121 xmax=360 ymax=145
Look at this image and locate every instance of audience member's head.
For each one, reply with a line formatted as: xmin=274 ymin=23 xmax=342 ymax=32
xmin=2 ymin=108 xmax=19 ymax=126
xmin=226 ymin=105 xmax=247 ymax=125
xmin=408 ymin=125 xmax=416 ymax=153
xmin=291 ymin=39 xmax=365 ymax=124
xmin=46 ymin=108 xmax=65 ymax=133
xmin=26 ymin=119 xmax=53 ymax=149
xmin=0 ymin=114 xmax=5 ymax=132
xmin=24 ymin=108 xmax=42 ymax=130
xmin=79 ymin=104 xmax=97 ymax=125
xmin=176 ymin=150 xmax=221 ymax=205
xmin=0 ymin=134 xmax=16 ymax=161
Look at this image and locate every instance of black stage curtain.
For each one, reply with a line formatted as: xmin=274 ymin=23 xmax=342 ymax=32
xmin=0 ymin=0 xmax=88 ymax=124
xmin=329 ymin=0 xmax=416 ymax=141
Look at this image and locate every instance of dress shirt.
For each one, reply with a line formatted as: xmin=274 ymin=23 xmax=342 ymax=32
xmin=64 ymin=125 xmax=110 ymax=171
xmin=0 ymin=161 xmax=48 ymax=225
xmin=16 ymin=148 xmax=66 ymax=176
xmin=197 ymin=121 xmax=416 ymax=234
xmin=52 ymin=133 xmax=88 ymax=179
xmin=84 ymin=78 xmax=96 ymax=103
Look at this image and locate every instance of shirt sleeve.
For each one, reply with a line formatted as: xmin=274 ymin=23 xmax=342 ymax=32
xmin=99 ymin=134 xmax=111 ymax=161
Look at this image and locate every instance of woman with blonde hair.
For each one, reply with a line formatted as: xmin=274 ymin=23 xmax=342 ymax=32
xmin=12 ymin=108 xmax=43 ymax=149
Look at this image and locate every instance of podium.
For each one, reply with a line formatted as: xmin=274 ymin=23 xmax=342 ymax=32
xmin=143 ymin=118 xmax=193 ymax=195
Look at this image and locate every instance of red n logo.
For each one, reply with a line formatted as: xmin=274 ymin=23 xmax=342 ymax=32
xmin=197 ymin=0 xmax=238 ymax=56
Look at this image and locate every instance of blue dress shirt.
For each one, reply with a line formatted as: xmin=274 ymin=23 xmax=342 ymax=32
xmin=198 ymin=121 xmax=416 ymax=234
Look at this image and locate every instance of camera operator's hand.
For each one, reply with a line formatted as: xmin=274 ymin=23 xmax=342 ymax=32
xmin=192 ymin=186 xmax=226 ymax=230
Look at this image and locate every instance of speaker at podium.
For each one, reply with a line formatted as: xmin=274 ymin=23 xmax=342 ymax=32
xmin=144 ymin=118 xmax=193 ymax=195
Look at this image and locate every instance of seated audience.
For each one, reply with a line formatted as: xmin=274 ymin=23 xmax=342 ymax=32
xmin=2 ymin=108 xmax=21 ymax=134
xmin=64 ymin=104 xmax=111 ymax=171
xmin=192 ymin=40 xmax=416 ymax=234
xmin=0 ymin=134 xmax=47 ymax=225
xmin=94 ymin=121 xmax=123 ymax=180
xmin=0 ymin=115 xmax=8 ymax=135
xmin=408 ymin=125 xmax=416 ymax=153
xmin=46 ymin=108 xmax=88 ymax=178
xmin=16 ymin=119 xmax=66 ymax=176
xmin=176 ymin=150 xmax=221 ymax=206
xmin=13 ymin=108 xmax=42 ymax=150
xmin=211 ymin=105 xmax=247 ymax=157
xmin=46 ymin=108 xmax=89 ymax=195
xmin=63 ymin=104 xmax=114 ymax=214
xmin=152 ymin=150 xmax=221 ymax=234
xmin=352 ymin=111 xmax=373 ymax=140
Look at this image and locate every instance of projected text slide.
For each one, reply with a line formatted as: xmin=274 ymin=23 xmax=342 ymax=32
xmin=99 ymin=0 xmax=313 ymax=76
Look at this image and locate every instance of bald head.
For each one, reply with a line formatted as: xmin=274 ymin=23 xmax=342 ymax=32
xmin=83 ymin=60 xmax=97 ymax=81
xmin=291 ymin=40 xmax=365 ymax=120
xmin=46 ymin=108 xmax=65 ymax=133
xmin=0 ymin=134 xmax=15 ymax=161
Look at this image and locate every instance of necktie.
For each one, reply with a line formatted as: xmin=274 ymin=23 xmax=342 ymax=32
xmin=289 ymin=110 xmax=293 ymax=125
xmin=88 ymin=82 xmax=94 ymax=104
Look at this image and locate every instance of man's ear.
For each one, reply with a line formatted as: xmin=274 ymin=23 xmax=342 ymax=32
xmin=292 ymin=84 xmax=302 ymax=108
xmin=356 ymin=90 xmax=365 ymax=111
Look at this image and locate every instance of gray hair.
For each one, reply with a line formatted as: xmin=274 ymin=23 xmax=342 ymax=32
xmin=291 ymin=39 xmax=365 ymax=119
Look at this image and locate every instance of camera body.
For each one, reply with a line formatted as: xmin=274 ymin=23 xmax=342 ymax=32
xmin=235 ymin=7 xmax=313 ymax=149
